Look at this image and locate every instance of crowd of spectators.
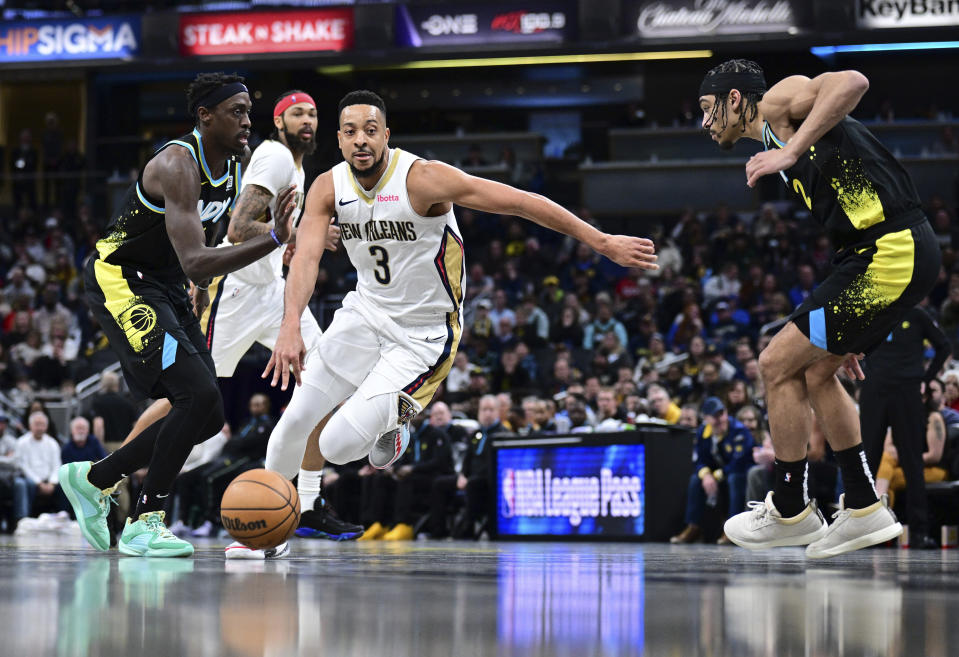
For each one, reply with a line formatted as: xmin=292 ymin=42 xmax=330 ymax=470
xmin=2 ymin=116 xmax=959 ymax=540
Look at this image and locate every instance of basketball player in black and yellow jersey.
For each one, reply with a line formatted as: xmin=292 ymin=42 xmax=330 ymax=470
xmin=698 ymin=59 xmax=940 ymax=558
xmin=59 ymin=72 xmax=298 ymax=558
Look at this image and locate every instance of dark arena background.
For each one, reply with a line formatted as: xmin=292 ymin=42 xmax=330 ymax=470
xmin=2 ymin=1 xmax=959 ymax=655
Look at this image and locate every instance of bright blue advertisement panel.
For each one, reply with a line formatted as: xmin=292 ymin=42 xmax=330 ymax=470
xmin=0 ymin=16 xmax=140 ymax=63
xmin=496 ymin=444 xmax=645 ymax=537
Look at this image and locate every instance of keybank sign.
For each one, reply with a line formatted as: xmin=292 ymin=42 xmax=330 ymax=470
xmin=857 ymin=0 xmax=959 ymax=28
xmin=0 ymin=16 xmax=140 ymax=63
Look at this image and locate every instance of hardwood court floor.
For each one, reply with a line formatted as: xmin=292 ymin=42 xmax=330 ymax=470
xmin=1 ymin=534 xmax=957 ymax=656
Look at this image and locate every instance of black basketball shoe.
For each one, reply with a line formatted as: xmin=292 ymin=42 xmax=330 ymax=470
xmin=295 ymin=501 xmax=364 ymax=541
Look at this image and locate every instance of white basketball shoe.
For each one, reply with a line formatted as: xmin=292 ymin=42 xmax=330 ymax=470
xmin=805 ymin=494 xmax=902 ymax=559
xmin=724 ymin=491 xmax=828 ymax=549
xmin=224 ymin=541 xmax=290 ymax=560
xmin=369 ymin=392 xmax=421 ymax=469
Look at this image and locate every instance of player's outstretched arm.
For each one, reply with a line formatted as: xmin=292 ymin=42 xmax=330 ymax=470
xmin=409 ymin=160 xmax=658 ymax=270
xmin=263 ymin=170 xmax=335 ymax=390
xmin=157 ymin=149 xmax=298 ymax=282
xmin=227 ymin=184 xmax=274 ymax=243
xmin=746 ymin=71 xmax=869 ymax=187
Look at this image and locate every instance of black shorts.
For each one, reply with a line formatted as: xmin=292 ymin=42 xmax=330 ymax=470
xmin=791 ymin=220 xmax=940 ymax=356
xmin=84 ymin=255 xmax=214 ymax=399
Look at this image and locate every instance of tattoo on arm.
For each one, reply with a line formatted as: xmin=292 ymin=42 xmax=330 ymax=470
xmin=934 ymin=417 xmax=945 ymax=445
xmin=228 ymin=185 xmax=274 ymax=242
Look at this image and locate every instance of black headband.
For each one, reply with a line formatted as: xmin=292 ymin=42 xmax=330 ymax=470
xmin=191 ymin=81 xmax=249 ymax=116
xmin=699 ymin=71 xmax=767 ymax=97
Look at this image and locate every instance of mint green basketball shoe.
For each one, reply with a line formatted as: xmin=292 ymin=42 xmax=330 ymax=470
xmin=59 ymin=461 xmax=117 ymax=551
xmin=119 ymin=511 xmax=194 ymax=558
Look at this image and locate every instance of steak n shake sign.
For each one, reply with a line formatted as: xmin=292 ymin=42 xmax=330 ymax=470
xmin=179 ymin=9 xmax=353 ymax=56
xmin=629 ymin=0 xmax=798 ymax=37
xmin=856 ymin=0 xmax=959 ymax=28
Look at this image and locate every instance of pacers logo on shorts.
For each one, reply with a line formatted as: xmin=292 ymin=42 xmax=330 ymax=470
xmin=118 ymin=301 xmax=157 ymax=353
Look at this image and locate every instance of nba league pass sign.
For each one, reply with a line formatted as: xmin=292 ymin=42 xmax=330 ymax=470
xmin=0 ymin=16 xmax=140 ymax=63
xmin=496 ymin=443 xmax=645 ymax=537
xmin=179 ymin=8 xmax=354 ymax=56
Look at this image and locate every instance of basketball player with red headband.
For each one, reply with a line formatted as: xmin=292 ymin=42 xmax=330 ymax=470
xmin=122 ymin=90 xmax=363 ymax=559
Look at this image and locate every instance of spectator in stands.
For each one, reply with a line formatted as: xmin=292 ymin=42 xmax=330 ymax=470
xmin=60 ymin=416 xmax=107 ymax=466
xmin=668 ymin=301 xmax=705 ymax=351
xmin=539 ymin=275 xmax=564 ymax=318
xmin=566 ymin=395 xmax=593 ymax=433
xmin=429 ymin=395 xmax=506 ymax=539
xmin=469 ymin=298 xmax=494 ymax=339
xmin=927 ymin=378 xmax=959 ymax=426
xmin=32 ymin=282 xmax=75 ymax=341
xmin=496 ymin=392 xmax=517 ymax=431
xmin=3 ymin=267 xmax=33 ymax=306
xmin=703 ymin=262 xmax=741 ymax=306
xmin=671 ymin=397 xmax=753 ymax=544
xmin=595 ymin=387 xmax=628 ymax=431
xmin=517 ymin=295 xmax=550 ymax=347
xmin=550 ymin=305 xmax=584 ymax=350
xmin=489 ymin=290 xmax=516 ymax=337
xmin=91 ymin=371 xmax=137 ymax=449
xmin=380 ymin=402 xmax=460 ymax=541
xmin=0 ymin=344 xmax=26 ymax=391
xmin=464 ymin=143 xmax=488 ymax=167
xmin=41 ymin=112 xmax=63 ymax=207
xmin=647 ymin=384 xmax=681 ymax=424
xmin=492 ymin=348 xmax=533 ymax=394
xmin=679 ymin=404 xmax=699 ymax=429
xmin=583 ymin=292 xmax=628 ymax=350
xmin=724 ymin=380 xmax=749 ymax=416
xmin=788 ymin=264 xmax=817 ymax=308
xmin=12 ymin=412 xmax=62 ymax=525
xmin=23 ymin=400 xmax=59 ymax=442
xmin=446 ymin=352 xmax=473 ymax=397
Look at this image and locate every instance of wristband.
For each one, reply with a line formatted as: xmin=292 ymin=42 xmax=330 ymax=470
xmin=195 ymin=284 xmax=209 ymax=291
xmin=270 ymin=228 xmax=283 ymax=247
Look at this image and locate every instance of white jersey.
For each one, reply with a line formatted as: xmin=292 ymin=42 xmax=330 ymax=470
xmin=226 ymin=139 xmax=305 ymax=286
xmin=332 ymin=149 xmax=465 ymax=325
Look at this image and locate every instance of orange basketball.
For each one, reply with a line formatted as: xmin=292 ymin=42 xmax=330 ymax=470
xmin=220 ymin=469 xmax=300 ymax=550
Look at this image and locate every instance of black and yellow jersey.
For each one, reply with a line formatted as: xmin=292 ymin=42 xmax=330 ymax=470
xmin=762 ymin=117 xmax=923 ymax=250
xmin=95 ymin=128 xmax=241 ymax=282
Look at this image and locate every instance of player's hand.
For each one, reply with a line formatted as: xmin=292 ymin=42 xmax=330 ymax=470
xmin=190 ymin=284 xmax=210 ymax=319
xmin=746 ymin=148 xmax=798 ymax=188
xmin=271 ymin=184 xmax=298 ymax=244
xmin=325 ymin=223 xmax=341 ymax=252
xmin=600 ymin=235 xmax=658 ymax=270
xmin=263 ymin=321 xmax=306 ymax=390
xmin=841 ymin=353 xmax=866 ymax=381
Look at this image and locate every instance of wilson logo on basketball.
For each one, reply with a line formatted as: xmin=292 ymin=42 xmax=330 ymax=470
xmin=222 ymin=516 xmax=268 ymax=531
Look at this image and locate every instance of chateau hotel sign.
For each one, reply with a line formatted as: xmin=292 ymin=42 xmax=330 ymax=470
xmin=632 ymin=0 xmax=796 ymax=37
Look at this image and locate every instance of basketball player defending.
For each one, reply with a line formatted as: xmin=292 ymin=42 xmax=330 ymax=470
xmin=262 ymin=91 xmax=658 ymax=491
xmin=59 ymin=73 xmax=299 ymax=557
xmin=120 ymin=90 xmax=363 ymax=559
xmin=698 ymin=60 xmax=939 ymax=557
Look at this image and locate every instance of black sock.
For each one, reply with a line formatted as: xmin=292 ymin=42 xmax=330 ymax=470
xmin=834 ymin=444 xmax=879 ymax=509
xmin=772 ymin=458 xmax=809 ymax=517
xmin=88 ymin=419 xmax=164 ymax=490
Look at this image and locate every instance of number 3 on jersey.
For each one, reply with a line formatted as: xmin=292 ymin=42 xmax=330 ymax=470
xmin=369 ymin=245 xmax=391 ymax=285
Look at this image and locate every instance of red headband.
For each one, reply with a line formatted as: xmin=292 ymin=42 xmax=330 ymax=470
xmin=273 ymin=92 xmax=316 ymax=118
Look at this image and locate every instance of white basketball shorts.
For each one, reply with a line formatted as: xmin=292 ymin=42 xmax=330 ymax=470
xmin=201 ymin=275 xmax=322 ymax=378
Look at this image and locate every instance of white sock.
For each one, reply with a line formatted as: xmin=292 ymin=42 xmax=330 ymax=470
xmin=298 ymin=469 xmax=322 ymax=512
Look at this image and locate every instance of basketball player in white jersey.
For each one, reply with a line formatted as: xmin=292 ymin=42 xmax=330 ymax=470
xmin=262 ymin=90 xmax=658 ymax=492
xmin=123 ymin=90 xmax=363 ymax=559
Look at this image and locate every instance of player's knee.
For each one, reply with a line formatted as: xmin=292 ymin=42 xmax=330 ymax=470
xmin=757 ymin=345 xmax=787 ymax=386
xmin=318 ymin=416 xmax=370 ymax=466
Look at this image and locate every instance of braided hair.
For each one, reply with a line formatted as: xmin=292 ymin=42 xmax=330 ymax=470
xmin=701 ymin=59 xmax=765 ymax=136
xmin=186 ymin=72 xmax=246 ymax=123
